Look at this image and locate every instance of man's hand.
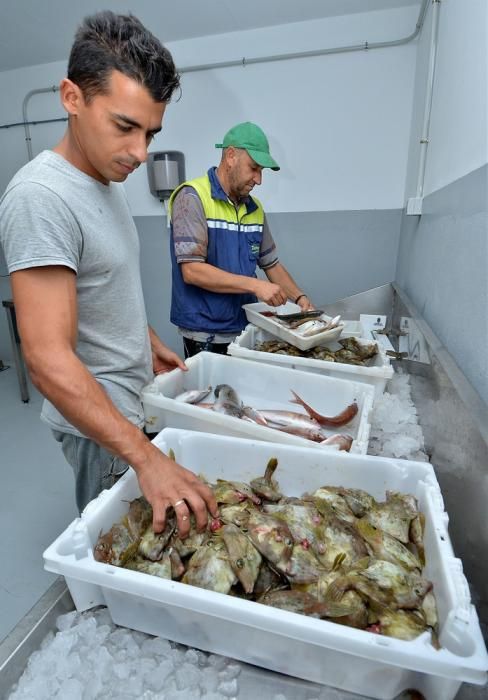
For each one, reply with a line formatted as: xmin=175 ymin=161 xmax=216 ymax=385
xmin=148 ymin=326 xmax=187 ymax=375
xmin=253 ymin=279 xmax=287 ymax=306
xmin=137 ymin=445 xmax=219 ymax=536
xmin=296 ymin=295 xmax=315 ymax=312
xmin=152 ymin=346 xmax=186 ymax=375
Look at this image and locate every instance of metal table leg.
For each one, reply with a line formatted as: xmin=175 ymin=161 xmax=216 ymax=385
xmin=2 ymin=300 xmax=30 ymax=403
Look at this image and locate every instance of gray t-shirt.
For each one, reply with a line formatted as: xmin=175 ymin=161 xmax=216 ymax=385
xmin=0 ymin=150 xmax=152 ymax=436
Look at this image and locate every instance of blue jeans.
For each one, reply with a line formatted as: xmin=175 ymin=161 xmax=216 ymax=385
xmin=52 ymin=430 xmax=129 ymax=513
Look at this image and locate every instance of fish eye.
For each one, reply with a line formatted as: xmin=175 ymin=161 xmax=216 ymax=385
xmin=236 ymin=558 xmax=244 ymax=568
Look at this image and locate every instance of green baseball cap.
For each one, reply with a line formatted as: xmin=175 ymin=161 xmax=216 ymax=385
xmin=215 ymin=121 xmax=280 ymax=171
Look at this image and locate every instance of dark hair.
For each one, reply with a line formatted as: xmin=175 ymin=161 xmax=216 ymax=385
xmin=67 ymin=11 xmax=180 ymax=103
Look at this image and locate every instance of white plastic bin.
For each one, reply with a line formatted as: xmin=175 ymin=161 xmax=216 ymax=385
xmin=141 ymin=352 xmax=374 ymax=454
xmin=43 ymin=429 xmax=488 ymax=700
xmin=242 ymin=301 xmax=345 ymax=351
xmin=229 ymin=324 xmax=393 ymax=399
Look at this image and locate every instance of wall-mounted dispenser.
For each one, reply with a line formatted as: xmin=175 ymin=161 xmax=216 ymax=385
xmin=146 ymin=151 xmax=185 ymax=201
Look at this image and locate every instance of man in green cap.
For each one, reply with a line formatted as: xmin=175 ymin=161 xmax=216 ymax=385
xmin=169 ymin=121 xmax=314 ymax=357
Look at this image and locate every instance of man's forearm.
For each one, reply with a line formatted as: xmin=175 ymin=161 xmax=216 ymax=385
xmin=181 ymin=261 xmax=259 ymax=295
xmin=265 ymin=262 xmax=302 ymax=301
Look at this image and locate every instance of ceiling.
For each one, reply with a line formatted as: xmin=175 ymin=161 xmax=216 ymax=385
xmin=1 ymin=0 xmax=421 ymax=72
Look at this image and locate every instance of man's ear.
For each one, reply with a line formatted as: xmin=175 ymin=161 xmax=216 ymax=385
xmin=225 ymin=146 xmax=238 ymax=167
xmin=58 ymin=78 xmax=84 ymax=116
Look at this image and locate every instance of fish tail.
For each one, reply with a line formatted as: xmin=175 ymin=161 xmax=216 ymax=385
xmin=290 ymin=390 xmax=358 ymax=427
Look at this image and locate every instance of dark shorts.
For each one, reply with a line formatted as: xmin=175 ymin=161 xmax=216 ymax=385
xmin=182 ymin=337 xmax=230 ymax=359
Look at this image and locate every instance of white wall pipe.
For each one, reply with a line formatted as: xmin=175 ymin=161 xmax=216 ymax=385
xmin=22 ymin=86 xmax=59 ymax=160
xmin=179 ymin=0 xmax=429 ymax=74
xmin=20 ymin=1 xmax=430 ymax=162
xmin=407 ymin=0 xmax=441 ymax=215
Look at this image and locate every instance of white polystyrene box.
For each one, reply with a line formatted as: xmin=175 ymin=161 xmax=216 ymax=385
xmin=229 ymin=324 xmax=394 ymax=399
xmin=43 ymin=429 xmax=488 ymax=700
xmin=141 ymin=352 xmax=374 ymax=454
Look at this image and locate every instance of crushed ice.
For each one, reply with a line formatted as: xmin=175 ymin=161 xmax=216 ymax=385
xmin=368 ymin=370 xmax=428 ymax=462
xmin=8 ymin=608 xmax=244 ymax=700
xmin=9 ymin=367 xmax=427 ymax=700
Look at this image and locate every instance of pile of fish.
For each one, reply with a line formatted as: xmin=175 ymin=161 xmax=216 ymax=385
xmin=94 ymin=458 xmax=438 ymax=645
xmin=174 ymin=384 xmax=358 ymax=451
xmin=259 ymin=309 xmax=343 ymax=338
xmin=256 ymin=336 xmax=379 ymax=366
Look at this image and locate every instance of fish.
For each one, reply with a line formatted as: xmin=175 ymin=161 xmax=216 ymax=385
xmin=222 ymin=523 xmax=262 ymax=594
xmin=290 ymin=390 xmax=358 ymax=427
xmin=313 ymin=511 xmax=369 ymax=571
xmin=213 ymin=384 xmax=243 ymax=418
xmin=94 ymin=466 xmax=438 ymax=646
xmin=182 ymin=538 xmax=237 ymax=594
xmin=246 ymin=510 xmax=294 ymax=571
xmin=219 ymin=502 xmax=253 ymax=529
xmin=250 ymin=457 xmax=283 ymax=502
xmin=275 ymin=309 xmax=324 ymax=322
xmin=327 ymin=487 xmax=376 ymax=518
xmin=125 ymin=496 xmax=153 ymax=539
xmin=213 ymin=479 xmax=261 ymax=505
xmin=296 ymin=320 xmax=332 ymax=337
xmin=126 ymin=552 xmax=172 ymax=579
xmin=330 ymin=590 xmax=369 ymax=629
xmin=170 ymin=520 xmax=210 ymax=558
xmin=259 ymin=590 xmax=355 ymax=620
xmin=281 ymin=543 xmax=326 ymax=584
xmin=93 ymin=522 xmax=138 ymax=566
xmin=339 ymin=337 xmax=378 ymax=360
xmin=263 ymin=503 xmax=324 ymax=553
xmin=256 ymin=409 xmax=325 ymax=442
xmin=138 ymin=510 xmax=177 ymax=561
xmin=241 ymin=405 xmax=268 ymax=426
xmin=326 ymin=558 xmax=432 ymax=610
xmin=365 ymin=492 xmax=417 ymax=544
xmin=320 ymin=434 xmax=354 ymax=452
xmin=421 ymin=590 xmax=438 ymax=631
xmin=310 ymin=487 xmax=357 ymax=524
xmin=174 ymin=386 xmax=212 ymax=404
xmin=368 ymin=607 xmax=429 ymax=641
xmin=168 ymin=547 xmax=186 ymax=579
xmin=355 ymin=520 xmax=422 ymax=571
xmin=255 ymin=337 xmax=378 ymax=367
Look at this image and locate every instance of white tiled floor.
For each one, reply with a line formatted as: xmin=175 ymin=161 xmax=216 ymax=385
xmin=0 ymin=360 xmax=77 ymax=643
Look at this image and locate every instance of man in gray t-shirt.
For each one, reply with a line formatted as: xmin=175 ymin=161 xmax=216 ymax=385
xmin=0 ymin=12 xmax=217 ymax=534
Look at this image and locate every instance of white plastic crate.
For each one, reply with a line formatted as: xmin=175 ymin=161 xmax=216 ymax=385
xmin=43 ymin=429 xmax=488 ymax=700
xmin=141 ymin=352 xmax=374 ymax=454
xmin=229 ymin=324 xmax=393 ymax=399
xmin=242 ymin=301 xmax=345 ymax=351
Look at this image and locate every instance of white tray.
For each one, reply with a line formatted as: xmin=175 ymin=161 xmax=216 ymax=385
xmin=141 ymin=352 xmax=374 ymax=454
xmin=43 ymin=429 xmax=488 ymax=700
xmin=243 ymin=301 xmax=346 ymax=351
xmin=229 ymin=324 xmax=393 ymax=399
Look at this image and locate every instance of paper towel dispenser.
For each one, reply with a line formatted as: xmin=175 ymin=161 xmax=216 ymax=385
xmin=146 ymin=151 xmax=185 ymax=201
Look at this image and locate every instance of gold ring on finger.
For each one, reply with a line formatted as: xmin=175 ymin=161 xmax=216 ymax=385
xmin=174 ymin=499 xmax=185 ymax=508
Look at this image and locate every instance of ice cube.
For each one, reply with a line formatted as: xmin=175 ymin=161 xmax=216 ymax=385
xmin=55 ymin=610 xmax=78 ymax=632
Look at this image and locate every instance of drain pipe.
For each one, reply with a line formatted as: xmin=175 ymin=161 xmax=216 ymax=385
xmin=12 ymin=1 xmax=429 ymax=162
xmin=22 ymin=86 xmax=59 ymax=160
xmin=406 ymin=0 xmax=442 ymax=216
